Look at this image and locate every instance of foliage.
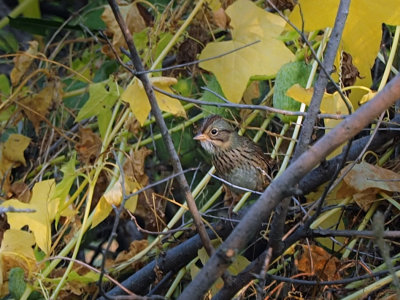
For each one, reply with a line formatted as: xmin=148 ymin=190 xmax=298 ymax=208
xmin=0 ymin=0 xmax=399 ymax=299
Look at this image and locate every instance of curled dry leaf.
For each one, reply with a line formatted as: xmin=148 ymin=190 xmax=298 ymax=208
xmin=10 ymin=41 xmax=38 ymax=86
xmin=109 ymin=239 xmax=148 ymax=269
xmin=123 ymin=147 xmax=152 ymax=187
xmin=123 ymin=148 xmax=166 ymax=231
xmin=340 ymin=52 xmax=362 ymax=88
xmin=75 ymin=128 xmax=102 ymax=165
xmin=213 ymin=7 xmax=231 ymax=29
xmin=19 ymin=79 xmax=64 ymax=133
xmin=101 ymin=3 xmax=146 ymax=57
xmin=295 ymin=244 xmax=341 ymax=281
xmin=8 ymin=182 xmax=31 ymax=203
xmin=337 ymin=161 xmax=400 ymax=211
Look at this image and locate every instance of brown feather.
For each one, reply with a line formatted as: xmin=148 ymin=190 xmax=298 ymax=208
xmin=195 ymin=115 xmax=271 ymax=194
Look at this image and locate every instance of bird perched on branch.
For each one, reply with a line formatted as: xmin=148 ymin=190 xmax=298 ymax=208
xmin=194 ymin=115 xmax=271 ymax=205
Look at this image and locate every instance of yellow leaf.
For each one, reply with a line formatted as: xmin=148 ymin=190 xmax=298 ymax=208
xmin=10 ymin=41 xmax=38 ymax=86
xmin=289 ymin=0 xmax=400 ymax=105
xmin=287 ymin=84 xmax=352 ymax=157
xmin=1 ymin=134 xmax=31 ymax=167
xmin=199 ymin=0 xmax=294 ymax=102
xmin=197 ymin=244 xmax=250 ymax=296
xmin=125 ymin=195 xmax=138 ymax=213
xmin=92 ymin=178 xmax=138 ymax=228
xmin=104 ymin=181 xmax=123 ymax=207
xmin=206 ymin=0 xmax=221 ymax=11
xmin=359 ymin=90 xmax=377 ymax=104
xmin=2 ymin=180 xmax=57 ymax=255
xmin=121 ymin=77 xmax=186 ymax=125
xmin=286 ymin=84 xmax=352 ymax=115
xmin=92 ymin=197 xmax=113 ymax=228
xmin=0 ymin=229 xmax=36 ymax=287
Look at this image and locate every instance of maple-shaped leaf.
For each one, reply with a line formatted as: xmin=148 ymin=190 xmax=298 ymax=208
xmin=121 ymin=77 xmax=186 ymax=125
xmin=199 ymin=0 xmax=294 ymax=103
xmin=289 ymin=0 xmax=400 ymax=104
xmin=2 ymin=180 xmax=57 ymax=255
xmin=75 ymin=77 xmax=123 ymax=139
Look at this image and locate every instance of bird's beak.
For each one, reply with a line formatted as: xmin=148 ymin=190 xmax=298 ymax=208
xmin=193 ymin=133 xmax=208 ymax=141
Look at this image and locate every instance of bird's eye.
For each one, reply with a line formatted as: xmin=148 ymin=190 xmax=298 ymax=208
xmin=210 ymin=128 xmax=218 ymax=135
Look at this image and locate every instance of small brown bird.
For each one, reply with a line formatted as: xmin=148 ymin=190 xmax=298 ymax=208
xmin=194 ymin=115 xmax=271 ymax=202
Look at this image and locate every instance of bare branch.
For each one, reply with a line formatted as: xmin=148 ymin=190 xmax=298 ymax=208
xmin=106 ymin=0 xmax=214 ymax=256
xmin=178 ymin=68 xmax=400 ymax=300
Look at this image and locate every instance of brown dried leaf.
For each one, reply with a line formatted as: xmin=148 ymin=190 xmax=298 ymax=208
xmin=10 ymin=41 xmax=38 ymax=86
xmin=340 ymin=161 xmax=400 ymax=197
xmin=125 ymin=115 xmax=141 ymax=136
xmin=135 ymin=190 xmax=166 ymax=232
xmin=266 ymin=0 xmax=295 ymax=10
xmin=213 ymin=7 xmax=231 ymax=29
xmin=340 ymin=52 xmax=362 ymax=88
xmin=101 ymin=3 xmax=146 ymax=57
xmin=19 ymin=80 xmax=63 ymax=133
xmin=8 ymin=181 xmax=31 ymax=203
xmin=295 ymin=244 xmax=341 ymax=281
xmin=111 ymin=239 xmax=148 ymax=269
xmin=75 ymin=128 xmax=102 ymax=165
xmin=123 ymin=147 xmax=152 ymax=187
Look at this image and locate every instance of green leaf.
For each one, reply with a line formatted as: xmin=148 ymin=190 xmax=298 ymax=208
xmin=0 ymin=74 xmax=10 ymax=96
xmin=81 ymin=7 xmax=106 ymax=30
xmin=9 ymin=17 xmax=83 ymax=36
xmin=0 ymin=29 xmax=18 ymax=52
xmin=201 ymin=76 xmax=232 ymax=118
xmin=67 ymin=270 xmax=100 ymax=283
xmin=9 ymin=267 xmax=26 ymax=300
xmin=54 ymin=153 xmax=78 ymax=224
xmin=273 ymin=61 xmax=312 ymax=123
xmin=75 ymin=77 xmax=122 ymax=139
xmin=19 ymin=0 xmax=40 ymax=19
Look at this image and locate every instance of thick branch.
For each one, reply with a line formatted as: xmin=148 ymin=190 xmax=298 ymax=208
xmin=294 ymin=0 xmax=351 ymax=157
xmin=269 ymin=0 xmax=351 ymax=266
xmin=106 ymin=0 xmax=214 ymax=256
xmin=178 ymin=72 xmax=400 ymax=299
xmin=99 ymin=223 xmax=232 ymax=298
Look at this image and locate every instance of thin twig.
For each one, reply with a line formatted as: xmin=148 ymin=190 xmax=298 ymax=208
xmin=0 ymin=206 xmax=35 ymax=214
xmin=106 ymin=0 xmax=214 ymax=257
xmin=153 ymin=85 xmax=348 ymax=120
xmin=267 ymin=266 xmax=400 ymax=286
xmin=179 ymin=65 xmax=400 ymax=300
xmin=129 ymin=40 xmax=261 ymax=75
